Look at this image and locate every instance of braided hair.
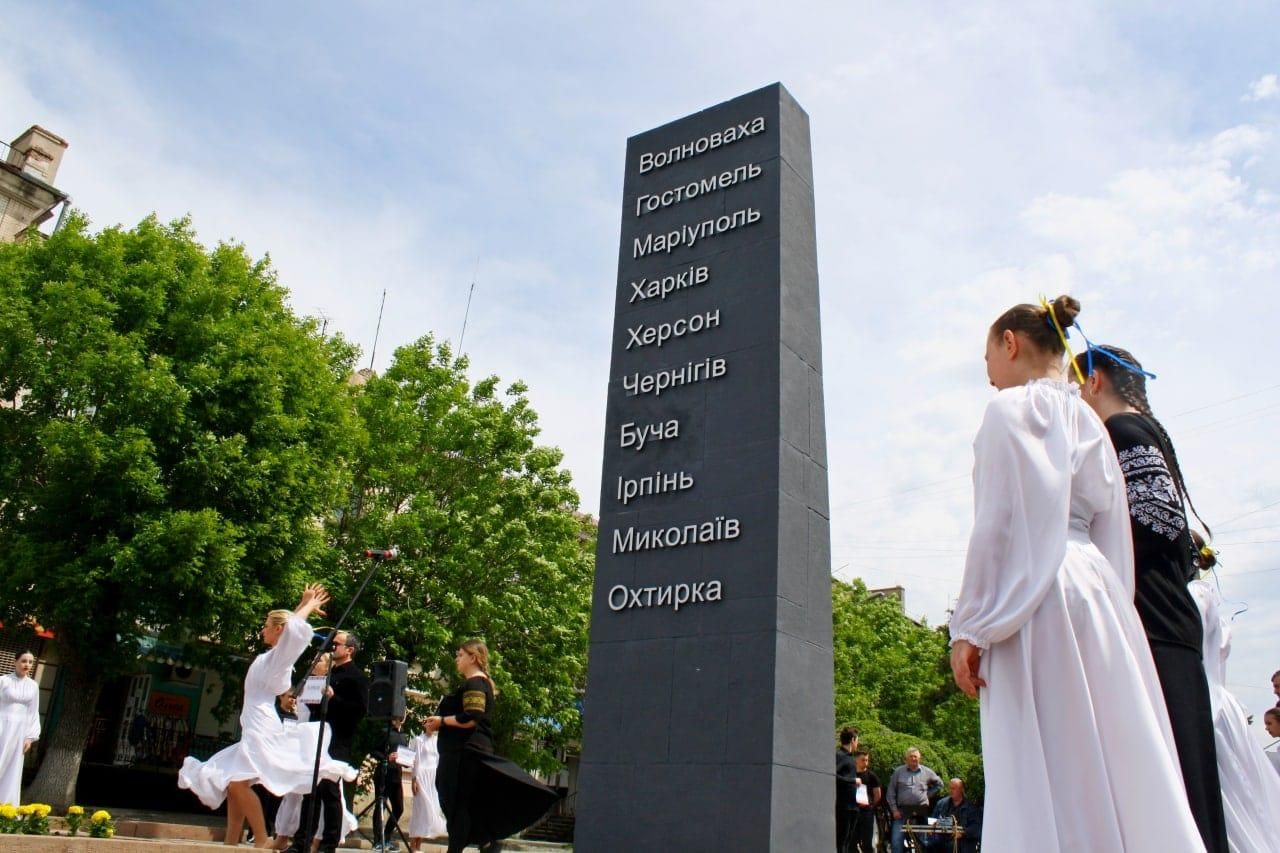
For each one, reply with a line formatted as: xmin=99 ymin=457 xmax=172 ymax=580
xmin=1073 ymin=344 xmax=1212 ymax=539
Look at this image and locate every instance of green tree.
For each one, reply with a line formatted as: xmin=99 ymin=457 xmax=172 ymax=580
xmin=0 ymin=215 xmax=359 ymax=806
xmin=832 ymin=578 xmax=983 ymax=796
xmin=324 ymin=336 xmax=593 ymax=774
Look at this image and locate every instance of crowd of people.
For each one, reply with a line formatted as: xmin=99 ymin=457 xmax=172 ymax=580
xmin=834 ymin=295 xmax=1280 ymax=853
xmin=943 ymin=295 xmax=1280 ymax=853
xmin=7 ymin=292 xmax=1280 ymax=853
xmin=171 ymin=584 xmax=555 ymax=852
xmin=835 ymin=734 xmax=980 ymax=853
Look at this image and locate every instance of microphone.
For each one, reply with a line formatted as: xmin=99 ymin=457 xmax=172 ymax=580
xmin=364 ymin=547 xmax=399 ymax=560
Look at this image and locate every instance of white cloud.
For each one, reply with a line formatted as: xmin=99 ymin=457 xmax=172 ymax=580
xmin=1244 ymin=73 xmax=1280 ymax=102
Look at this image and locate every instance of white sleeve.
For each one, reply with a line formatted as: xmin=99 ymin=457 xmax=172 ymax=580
xmin=950 ymin=394 xmax=1070 ymax=649
xmin=24 ymin=682 xmax=41 ymax=741
xmin=258 ymin=615 xmax=313 ymax=685
xmin=1084 ymin=430 xmax=1136 ymax=599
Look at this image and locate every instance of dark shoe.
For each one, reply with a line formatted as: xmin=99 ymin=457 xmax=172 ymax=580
xmin=480 ymin=843 xmax=504 ymax=853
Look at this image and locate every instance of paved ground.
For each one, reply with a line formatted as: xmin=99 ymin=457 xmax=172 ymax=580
xmin=23 ymin=809 xmax=569 ymax=851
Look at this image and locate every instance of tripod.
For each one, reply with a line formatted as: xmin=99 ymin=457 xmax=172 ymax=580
xmin=358 ymin=720 xmax=411 ymax=851
xmin=293 ymin=549 xmax=395 ymax=849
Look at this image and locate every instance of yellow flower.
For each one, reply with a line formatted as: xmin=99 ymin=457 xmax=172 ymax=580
xmin=67 ymin=805 xmax=84 ymax=815
xmin=91 ymin=810 xmax=112 ymax=823
xmin=35 ymin=803 xmax=52 ymax=817
xmin=17 ymin=803 xmax=34 ymax=815
xmin=0 ymin=803 xmax=16 ymax=819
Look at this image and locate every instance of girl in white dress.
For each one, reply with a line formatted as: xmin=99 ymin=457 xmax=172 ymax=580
xmin=1187 ymin=541 xmax=1280 ymax=853
xmin=179 ymin=585 xmax=356 ymax=847
xmin=408 ymin=727 xmax=447 ymax=849
xmin=0 ymin=651 xmax=40 ymax=806
xmin=948 ymin=296 xmax=1204 ymax=853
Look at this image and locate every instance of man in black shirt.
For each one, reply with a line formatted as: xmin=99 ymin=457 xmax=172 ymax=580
xmin=851 ymin=751 xmax=881 ymax=853
xmin=926 ymin=778 xmax=980 ymax=853
xmin=289 ymin=631 xmax=369 ymax=853
xmin=834 ymin=727 xmax=859 ymax=852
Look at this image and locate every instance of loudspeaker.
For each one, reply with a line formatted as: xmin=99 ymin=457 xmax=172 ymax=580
xmin=368 ymin=659 xmax=408 ymax=721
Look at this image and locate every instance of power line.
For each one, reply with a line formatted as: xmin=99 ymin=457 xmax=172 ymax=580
xmin=1214 ymin=498 xmax=1280 ymax=529
xmin=838 ymin=474 xmax=969 ymax=508
xmin=1182 ymin=401 xmax=1280 ymax=437
xmin=1169 ymin=383 xmax=1280 ymax=419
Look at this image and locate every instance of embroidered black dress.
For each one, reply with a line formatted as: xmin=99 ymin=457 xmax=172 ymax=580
xmin=1106 ymin=412 xmax=1228 ymax=853
xmin=434 ymin=676 xmax=558 ymax=853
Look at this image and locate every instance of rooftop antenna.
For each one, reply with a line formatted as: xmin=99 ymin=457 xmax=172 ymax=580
xmin=368 ymin=288 xmax=387 ymax=371
xmin=315 ymin=308 xmax=331 ymax=337
xmin=456 ymin=256 xmax=480 ymax=353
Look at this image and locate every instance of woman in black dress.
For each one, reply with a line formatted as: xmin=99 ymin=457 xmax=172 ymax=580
xmin=425 ymin=639 xmax=558 ymax=853
xmin=1073 ymin=344 xmax=1228 ymax=853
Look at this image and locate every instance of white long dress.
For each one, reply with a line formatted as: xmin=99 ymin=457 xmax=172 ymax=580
xmin=1188 ymin=579 xmax=1280 ymax=853
xmin=178 ymin=616 xmax=356 ymax=808
xmin=273 ymin=701 xmax=358 ymax=842
xmin=408 ymin=731 xmax=447 ymax=839
xmin=0 ymin=672 xmax=40 ymax=806
xmin=949 ymin=380 xmax=1204 ymax=853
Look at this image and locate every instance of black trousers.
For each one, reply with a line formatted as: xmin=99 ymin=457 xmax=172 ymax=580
xmin=1150 ymin=642 xmax=1229 ymax=853
xmin=373 ymin=761 xmax=405 ymax=842
xmin=836 ymin=803 xmax=857 ymax=852
xmin=851 ymin=809 xmax=875 ymax=853
xmin=294 ymin=778 xmax=343 ymax=848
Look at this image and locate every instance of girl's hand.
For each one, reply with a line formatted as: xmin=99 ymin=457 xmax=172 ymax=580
xmin=949 ymin=639 xmax=986 ymax=698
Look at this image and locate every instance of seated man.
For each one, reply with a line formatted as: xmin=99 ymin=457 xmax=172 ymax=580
xmin=926 ymin=778 xmax=980 ymax=853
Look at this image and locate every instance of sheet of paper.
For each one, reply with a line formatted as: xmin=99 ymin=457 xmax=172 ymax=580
xmin=298 ymin=676 xmax=326 ymax=703
xmin=395 ymin=748 xmax=416 ymax=768
xmin=855 ymin=784 xmax=869 ymax=806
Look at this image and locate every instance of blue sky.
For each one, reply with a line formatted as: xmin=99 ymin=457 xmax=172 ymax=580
xmin=5 ymin=1 xmax=1280 ymax=736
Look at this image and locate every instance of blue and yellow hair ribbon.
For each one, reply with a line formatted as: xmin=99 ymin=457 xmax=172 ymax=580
xmin=1039 ymin=295 xmax=1086 ymax=385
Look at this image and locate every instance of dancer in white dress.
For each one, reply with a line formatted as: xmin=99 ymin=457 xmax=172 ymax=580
xmin=0 ymin=652 xmax=41 ymax=806
xmin=179 ymin=585 xmax=356 ymax=847
xmin=948 ymin=296 xmax=1204 ymax=853
xmin=408 ymin=729 xmax=447 ymax=849
xmin=1187 ymin=541 xmax=1280 ymax=853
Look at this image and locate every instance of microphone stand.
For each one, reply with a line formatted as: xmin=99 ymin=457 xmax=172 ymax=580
xmin=294 ymin=550 xmax=393 ymax=846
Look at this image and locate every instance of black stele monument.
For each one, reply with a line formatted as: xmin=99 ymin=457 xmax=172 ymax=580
xmin=576 ymin=84 xmax=835 ymax=850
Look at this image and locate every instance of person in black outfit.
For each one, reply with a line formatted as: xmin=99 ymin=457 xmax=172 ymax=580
xmin=926 ymin=779 xmax=980 ymax=853
xmin=1074 ymin=344 xmax=1229 ymax=853
xmin=372 ymin=716 xmax=408 ymax=850
xmin=850 ymin=751 xmax=880 ymax=853
xmin=835 ymin=727 xmax=859 ymax=853
xmin=426 ymin=639 xmax=558 ymax=853
xmin=289 ymin=630 xmax=368 ymax=853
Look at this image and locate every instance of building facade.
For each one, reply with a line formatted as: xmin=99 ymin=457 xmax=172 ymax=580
xmin=1 ymin=125 xmax=70 ymax=243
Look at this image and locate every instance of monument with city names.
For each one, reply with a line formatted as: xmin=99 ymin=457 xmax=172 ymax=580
xmin=577 ymin=83 xmax=836 ymax=851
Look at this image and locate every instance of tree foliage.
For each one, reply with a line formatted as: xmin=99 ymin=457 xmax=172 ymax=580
xmin=322 ymin=336 xmax=593 ymax=774
xmin=832 ymin=578 xmax=983 ymax=797
xmin=0 ymin=214 xmax=359 ymax=804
